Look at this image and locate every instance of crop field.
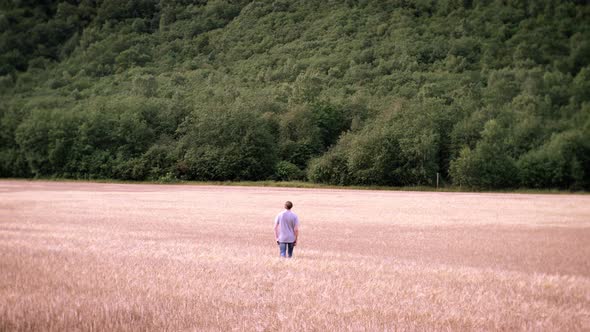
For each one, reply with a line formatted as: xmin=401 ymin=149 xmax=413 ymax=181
xmin=1 ymin=180 xmax=589 ymax=331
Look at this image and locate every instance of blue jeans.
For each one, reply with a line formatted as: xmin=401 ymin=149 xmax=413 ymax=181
xmin=279 ymin=242 xmax=294 ymax=258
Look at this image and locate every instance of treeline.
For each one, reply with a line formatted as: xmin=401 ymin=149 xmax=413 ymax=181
xmin=1 ymin=0 xmax=589 ymax=189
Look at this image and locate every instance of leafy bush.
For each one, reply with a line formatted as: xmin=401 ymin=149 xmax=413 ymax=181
xmin=518 ymin=130 xmax=590 ymax=189
xmin=178 ymin=108 xmax=277 ymax=181
xmin=275 ymin=160 xmax=304 ymax=181
xmin=450 ymin=120 xmax=519 ymax=189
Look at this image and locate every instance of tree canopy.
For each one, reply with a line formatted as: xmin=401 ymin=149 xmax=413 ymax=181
xmin=1 ymin=0 xmax=589 ymax=189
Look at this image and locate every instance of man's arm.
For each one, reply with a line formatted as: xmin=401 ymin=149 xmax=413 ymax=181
xmin=294 ymin=224 xmax=299 ymax=245
xmin=274 ymin=222 xmax=279 ymax=241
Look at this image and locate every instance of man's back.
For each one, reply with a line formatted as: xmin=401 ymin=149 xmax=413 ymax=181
xmin=275 ymin=209 xmax=299 ymax=243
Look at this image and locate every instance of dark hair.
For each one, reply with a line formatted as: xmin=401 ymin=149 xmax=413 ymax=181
xmin=285 ymin=201 xmax=293 ymax=209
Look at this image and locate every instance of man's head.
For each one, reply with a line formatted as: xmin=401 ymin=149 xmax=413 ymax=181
xmin=285 ymin=201 xmax=293 ymax=210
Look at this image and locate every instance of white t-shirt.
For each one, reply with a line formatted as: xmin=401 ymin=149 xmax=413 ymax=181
xmin=275 ymin=209 xmax=299 ymax=243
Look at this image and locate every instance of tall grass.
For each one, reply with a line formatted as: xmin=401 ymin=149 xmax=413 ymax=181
xmin=1 ymin=181 xmax=589 ymax=330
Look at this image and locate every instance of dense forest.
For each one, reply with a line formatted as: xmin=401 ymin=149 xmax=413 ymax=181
xmin=1 ymin=0 xmax=589 ymax=189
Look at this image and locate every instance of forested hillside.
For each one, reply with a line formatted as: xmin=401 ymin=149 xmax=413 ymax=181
xmin=1 ymin=0 xmax=589 ymax=189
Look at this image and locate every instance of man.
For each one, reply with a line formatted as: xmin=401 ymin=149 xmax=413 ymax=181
xmin=274 ymin=201 xmax=299 ymax=258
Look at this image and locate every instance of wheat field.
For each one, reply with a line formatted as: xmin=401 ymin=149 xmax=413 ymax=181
xmin=0 ymin=180 xmax=589 ymax=331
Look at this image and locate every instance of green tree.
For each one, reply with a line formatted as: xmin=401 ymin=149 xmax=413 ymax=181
xmin=178 ymin=108 xmax=277 ymax=181
xmin=450 ymin=120 xmax=519 ymax=188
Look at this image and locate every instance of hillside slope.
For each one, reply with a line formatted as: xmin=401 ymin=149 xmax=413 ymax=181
xmin=1 ymin=0 xmax=589 ymax=189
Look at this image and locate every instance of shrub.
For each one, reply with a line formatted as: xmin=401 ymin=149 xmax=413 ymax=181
xmin=275 ymin=161 xmax=304 ymax=181
xmin=450 ymin=120 xmax=519 ymax=189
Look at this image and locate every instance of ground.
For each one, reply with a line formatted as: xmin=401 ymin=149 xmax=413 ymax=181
xmin=0 ymin=180 xmax=589 ymax=331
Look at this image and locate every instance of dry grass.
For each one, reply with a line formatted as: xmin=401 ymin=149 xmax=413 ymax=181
xmin=1 ymin=180 xmax=589 ymax=331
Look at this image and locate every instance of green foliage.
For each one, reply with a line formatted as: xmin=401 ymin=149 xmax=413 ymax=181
xmin=177 ymin=108 xmax=277 ymax=181
xmin=0 ymin=0 xmax=96 ymax=76
xmin=307 ymin=141 xmax=351 ymax=186
xmin=1 ymin=0 xmax=589 ymax=189
xmin=518 ymin=121 xmax=590 ymax=190
xmin=275 ymin=161 xmax=304 ymax=181
xmin=450 ymin=120 xmax=519 ymax=189
xmin=14 ymin=108 xmax=81 ymax=177
xmin=308 ymin=99 xmax=451 ymax=186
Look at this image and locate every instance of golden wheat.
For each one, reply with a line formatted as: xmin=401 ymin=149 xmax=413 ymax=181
xmin=0 ymin=181 xmax=589 ymax=331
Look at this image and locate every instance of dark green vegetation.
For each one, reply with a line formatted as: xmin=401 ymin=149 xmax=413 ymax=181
xmin=1 ymin=0 xmax=589 ymax=189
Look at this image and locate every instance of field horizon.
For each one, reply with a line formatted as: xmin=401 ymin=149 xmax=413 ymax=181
xmin=1 ymin=180 xmax=589 ymax=330
xmin=3 ymin=177 xmax=588 ymax=195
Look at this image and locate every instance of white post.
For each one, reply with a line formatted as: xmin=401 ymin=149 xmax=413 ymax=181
xmin=436 ymin=172 xmax=439 ymax=189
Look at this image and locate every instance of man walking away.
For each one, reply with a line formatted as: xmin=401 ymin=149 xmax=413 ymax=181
xmin=274 ymin=201 xmax=299 ymax=258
